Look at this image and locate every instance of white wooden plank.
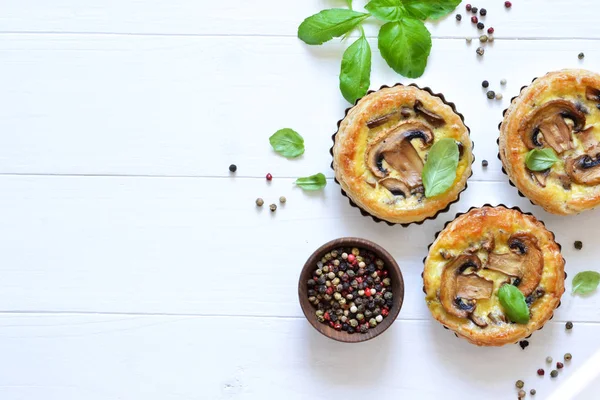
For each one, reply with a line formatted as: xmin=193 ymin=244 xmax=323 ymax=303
xmin=0 ymin=36 xmax=597 ymax=178
xmin=1 ymin=0 xmax=597 ymax=39
xmin=0 ymin=313 xmax=595 ymax=400
xmin=0 ymin=175 xmax=597 ymax=322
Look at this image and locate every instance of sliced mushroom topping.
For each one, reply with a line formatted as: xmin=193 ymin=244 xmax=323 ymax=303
xmin=530 ymin=169 xmax=550 ymax=188
xmin=488 ymin=312 xmax=507 ymax=325
xmin=519 ymin=100 xmax=586 ymax=154
xmin=366 ymin=122 xmax=434 ymax=195
xmin=556 ymin=172 xmax=572 ymax=190
xmin=414 ymin=99 xmax=445 ymax=127
xmin=586 ymin=87 xmax=600 ymax=102
xmin=469 ymin=314 xmax=488 ymax=328
xmin=440 ymin=255 xmax=493 ymax=320
xmin=574 ymin=126 xmax=599 ymax=152
xmin=485 ymin=233 xmax=543 ymax=297
xmin=366 ymin=107 xmax=414 ymax=129
xmin=566 ymin=153 xmax=600 ymax=185
xmin=378 ymin=177 xmax=410 ymax=196
xmin=525 ymin=288 xmax=545 ymax=306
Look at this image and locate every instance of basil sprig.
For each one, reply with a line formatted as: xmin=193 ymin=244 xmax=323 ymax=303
xmin=525 ymin=148 xmax=559 ymax=171
xmin=269 ymin=129 xmax=305 ymax=158
xmin=422 ymin=138 xmax=459 ymax=198
xmin=572 ymin=271 xmax=600 ymax=295
xmin=498 ymin=284 xmax=530 ymax=324
xmin=298 ymin=0 xmax=460 ymax=102
xmin=296 ymin=173 xmax=327 ymax=191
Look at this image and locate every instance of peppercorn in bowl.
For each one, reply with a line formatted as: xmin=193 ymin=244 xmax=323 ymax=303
xmin=499 ymin=69 xmax=600 ymax=215
xmin=423 ymin=205 xmax=565 ymax=346
xmin=299 ymin=237 xmax=404 ymax=343
xmin=331 ymin=83 xmax=473 ymax=226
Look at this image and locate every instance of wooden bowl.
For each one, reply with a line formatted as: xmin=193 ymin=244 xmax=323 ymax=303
xmin=298 ymin=237 xmax=404 ymax=343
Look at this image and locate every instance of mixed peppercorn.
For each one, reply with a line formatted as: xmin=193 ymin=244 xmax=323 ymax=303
xmin=307 ymin=247 xmax=393 ymax=334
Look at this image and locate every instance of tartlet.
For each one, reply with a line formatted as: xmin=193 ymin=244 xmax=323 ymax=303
xmin=332 ymin=84 xmax=473 ymax=225
xmin=423 ymin=205 xmax=565 ymax=346
xmin=499 ymin=69 xmax=600 ymax=215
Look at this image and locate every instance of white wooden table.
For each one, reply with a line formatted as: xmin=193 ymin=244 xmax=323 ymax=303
xmin=2 ymin=1 xmax=600 ymax=398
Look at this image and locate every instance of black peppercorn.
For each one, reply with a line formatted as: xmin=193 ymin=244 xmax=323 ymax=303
xmin=574 ymin=240 xmax=583 ymax=250
xmin=550 ymin=370 xmax=558 ymax=378
xmin=477 ymin=22 xmax=484 ymax=30
xmin=476 ymin=47 xmax=485 ymax=56
xmin=456 ymin=14 xmax=462 ymax=21
xmin=479 ymin=8 xmax=487 ymax=16
xmin=579 ymin=52 xmax=585 ymax=60
xmin=566 ymin=321 xmax=573 ymax=330
xmin=482 ymin=160 xmax=488 ymax=167
xmin=229 ymin=164 xmax=237 ymax=172
xmin=471 ymin=6 xmax=478 ymax=14
xmin=519 ymin=340 xmax=529 ymax=349
xmin=482 ymin=80 xmax=489 ymax=88
xmin=487 ymin=90 xmax=496 ymax=99
xmin=530 ymin=389 xmax=536 ymax=396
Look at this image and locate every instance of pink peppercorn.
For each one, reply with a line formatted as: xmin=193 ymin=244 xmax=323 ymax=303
xmin=266 ymin=173 xmax=273 ymax=181
xmin=557 ymin=362 xmax=564 ymax=369
xmin=471 ymin=16 xmax=478 ymax=23
xmin=488 ymin=27 xmax=494 ymax=34
xmin=347 ymin=254 xmax=356 ymax=263
xmin=505 ymin=1 xmax=512 ymax=8
xmin=466 ymin=4 xmax=472 ymax=11
xmin=537 ymin=369 xmax=545 ymax=376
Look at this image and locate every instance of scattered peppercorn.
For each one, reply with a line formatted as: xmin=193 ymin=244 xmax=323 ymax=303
xmin=574 ymin=240 xmax=583 ymax=250
xmin=477 ymin=22 xmax=485 ymax=30
xmin=488 ymin=36 xmax=494 ymax=42
xmin=479 ymin=8 xmax=487 ymax=16
xmin=466 ymin=4 xmax=472 ymax=11
xmin=471 ymin=7 xmax=478 ymax=14
xmin=516 ymin=380 xmax=524 ymax=389
xmin=482 ymin=80 xmax=489 ymax=88
xmin=579 ymin=52 xmax=585 ymax=60
xmin=546 ymin=356 xmax=553 ymax=364
xmin=530 ymin=389 xmax=536 ymax=396
xmin=482 ymin=160 xmax=488 ymax=167
xmin=456 ymin=14 xmax=462 ymax=21
xmin=505 ymin=1 xmax=512 ymax=8
xmin=518 ymin=390 xmax=526 ymax=399
xmin=256 ymin=198 xmax=264 ymax=207
xmin=566 ymin=321 xmax=573 ymax=330
xmin=488 ymin=27 xmax=494 ymax=34
xmin=487 ymin=90 xmax=496 ymax=99
xmin=279 ymin=196 xmax=286 ymax=204
xmin=537 ymin=369 xmax=545 ymax=376
xmin=476 ymin=47 xmax=485 ymax=56
xmin=520 ymin=340 xmax=529 ymax=350
xmin=479 ymin=35 xmax=488 ymax=43
xmin=550 ymin=370 xmax=558 ymax=378
xmin=496 ymin=93 xmax=503 ymax=100
xmin=557 ymin=362 xmax=564 ymax=369
xmin=266 ymin=173 xmax=273 ymax=181
xmin=471 ymin=16 xmax=478 ymax=23
xmin=270 ymin=204 xmax=277 ymax=212
xmin=501 ymin=79 xmax=507 ymax=85
xmin=564 ymin=353 xmax=572 ymax=361
xmin=466 ymin=37 xmax=473 ymax=43
xmin=229 ymin=164 xmax=237 ymax=172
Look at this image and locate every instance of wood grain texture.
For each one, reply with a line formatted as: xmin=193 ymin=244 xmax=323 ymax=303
xmin=0 ymin=36 xmax=598 ymax=179
xmin=298 ymin=237 xmax=404 ymax=342
xmin=0 ymin=0 xmax=597 ymax=38
xmin=0 ymin=313 xmax=596 ymax=400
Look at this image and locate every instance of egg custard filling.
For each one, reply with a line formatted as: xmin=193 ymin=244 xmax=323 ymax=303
xmin=333 ymin=85 xmax=473 ymax=224
xmin=423 ymin=206 xmax=565 ymax=346
xmin=500 ymin=69 xmax=600 ymax=214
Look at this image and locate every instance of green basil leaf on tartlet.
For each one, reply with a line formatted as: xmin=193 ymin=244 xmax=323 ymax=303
xmin=378 ymin=18 xmax=432 ymax=78
xmin=269 ymin=129 xmax=305 ymax=158
xmin=498 ymin=284 xmax=530 ymax=324
xmin=365 ymin=0 xmax=406 ymax=22
xmin=402 ymin=0 xmax=461 ymax=21
xmin=296 ymin=173 xmax=327 ymax=191
xmin=572 ymin=271 xmax=600 ymax=295
xmin=339 ymin=33 xmax=371 ymax=104
xmin=298 ymin=9 xmax=371 ymax=45
xmin=525 ymin=148 xmax=559 ymax=171
xmin=422 ymin=138 xmax=459 ymax=198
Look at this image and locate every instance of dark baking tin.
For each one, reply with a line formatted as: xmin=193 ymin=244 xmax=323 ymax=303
xmin=330 ymin=83 xmax=475 ymax=227
xmin=421 ymin=204 xmax=566 ymax=344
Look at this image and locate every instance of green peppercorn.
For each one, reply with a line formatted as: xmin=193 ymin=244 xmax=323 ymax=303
xmin=279 ymin=196 xmax=286 ymax=204
xmin=334 ymin=292 xmax=342 ymax=300
xmin=382 ymin=278 xmax=391 ymax=286
xmin=269 ymin=204 xmax=277 ymax=212
xmin=546 ymin=356 xmax=553 ymax=364
xmin=332 ymin=277 xmax=340 ymax=285
xmin=350 ymin=319 xmax=358 ymax=327
xmin=327 ymin=272 xmax=335 ymax=280
xmin=322 ymin=265 xmax=329 ymax=273
xmin=501 ymin=79 xmax=507 ymax=85
xmin=360 ymin=325 xmax=368 ymax=333
xmin=550 ymin=370 xmax=558 ymax=378
xmin=496 ymin=93 xmax=503 ymax=100
xmin=516 ymin=380 xmax=524 ymax=389
xmin=369 ymin=318 xmax=377 ymax=327
xmin=315 ymin=269 xmax=323 ymax=276
xmin=564 ymin=353 xmax=572 ymax=361
xmin=566 ymin=321 xmax=573 ymax=330
xmin=487 ymin=90 xmax=495 ymax=99
xmin=384 ymin=292 xmax=393 ymax=300
xmin=466 ymin=37 xmax=472 ymax=43
xmin=356 ymin=313 xmax=364 ymax=321
xmin=255 ymin=198 xmax=264 ymax=207
xmin=476 ymin=47 xmax=485 ymax=56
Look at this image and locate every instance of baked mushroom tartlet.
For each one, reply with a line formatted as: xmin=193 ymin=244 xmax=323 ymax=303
xmin=500 ymin=69 xmax=600 ymax=214
xmin=423 ymin=206 xmax=565 ymax=346
xmin=332 ymin=84 xmax=473 ymax=225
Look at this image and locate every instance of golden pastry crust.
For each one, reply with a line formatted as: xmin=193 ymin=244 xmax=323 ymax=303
xmin=423 ymin=206 xmax=565 ymax=346
xmin=499 ymin=69 xmax=600 ymax=215
xmin=333 ymin=85 xmax=473 ymax=224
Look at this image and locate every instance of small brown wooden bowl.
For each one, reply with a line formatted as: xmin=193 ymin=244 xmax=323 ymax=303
xmin=298 ymin=237 xmax=404 ymax=343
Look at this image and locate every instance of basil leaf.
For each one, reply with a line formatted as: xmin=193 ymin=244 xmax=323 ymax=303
xmin=365 ymin=0 xmax=406 ymax=22
xmin=269 ymin=129 xmax=305 ymax=158
xmin=402 ymin=0 xmax=461 ymax=20
xmin=498 ymin=284 xmax=530 ymax=324
xmin=422 ymin=138 xmax=459 ymax=198
xmin=339 ymin=35 xmax=371 ymax=104
xmin=378 ymin=18 xmax=432 ymax=78
xmin=298 ymin=9 xmax=371 ymax=45
xmin=296 ymin=173 xmax=327 ymax=191
xmin=572 ymin=271 xmax=600 ymax=295
xmin=525 ymin=148 xmax=559 ymax=171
